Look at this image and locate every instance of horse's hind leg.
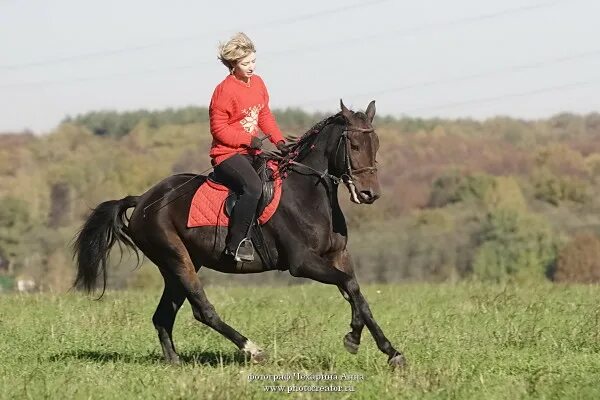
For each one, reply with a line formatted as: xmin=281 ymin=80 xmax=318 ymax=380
xmin=166 ymin=240 xmax=266 ymax=363
xmin=152 ymin=273 xmax=186 ymax=364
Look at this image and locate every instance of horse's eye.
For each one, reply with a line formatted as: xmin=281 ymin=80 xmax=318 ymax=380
xmin=350 ymin=143 xmax=359 ymax=150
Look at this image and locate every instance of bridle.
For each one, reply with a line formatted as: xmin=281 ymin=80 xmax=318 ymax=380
xmin=280 ymin=120 xmax=377 ymax=201
xmin=335 ymin=126 xmax=377 ymax=200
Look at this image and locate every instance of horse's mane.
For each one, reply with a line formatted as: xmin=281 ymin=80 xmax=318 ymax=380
xmin=276 ymin=113 xmax=343 ymax=162
xmin=267 ymin=108 xmax=370 ymax=168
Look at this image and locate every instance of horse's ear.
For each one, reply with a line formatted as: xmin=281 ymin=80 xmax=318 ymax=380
xmin=340 ymin=99 xmax=352 ymax=120
xmin=366 ymin=100 xmax=376 ymax=123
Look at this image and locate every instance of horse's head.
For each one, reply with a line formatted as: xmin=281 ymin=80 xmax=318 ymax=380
xmin=338 ymin=100 xmax=381 ymax=204
xmin=279 ymin=101 xmax=381 ymax=204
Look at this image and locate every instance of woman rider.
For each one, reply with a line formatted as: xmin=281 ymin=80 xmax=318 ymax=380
xmin=209 ymin=32 xmax=286 ymax=262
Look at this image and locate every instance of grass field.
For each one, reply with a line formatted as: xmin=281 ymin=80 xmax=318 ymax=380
xmin=0 ymin=282 xmax=599 ymax=399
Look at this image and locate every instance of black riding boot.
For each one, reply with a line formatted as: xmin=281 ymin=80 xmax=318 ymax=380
xmin=214 ymin=154 xmax=262 ymax=262
xmin=224 ymin=204 xmax=257 ymax=262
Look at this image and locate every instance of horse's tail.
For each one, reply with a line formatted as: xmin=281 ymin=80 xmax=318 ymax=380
xmin=72 ymin=195 xmax=139 ymax=298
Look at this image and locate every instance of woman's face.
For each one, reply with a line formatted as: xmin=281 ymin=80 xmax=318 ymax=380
xmin=233 ymin=52 xmax=256 ymax=82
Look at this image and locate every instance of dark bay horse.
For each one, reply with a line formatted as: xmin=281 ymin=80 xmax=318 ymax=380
xmin=73 ymin=100 xmax=406 ymax=368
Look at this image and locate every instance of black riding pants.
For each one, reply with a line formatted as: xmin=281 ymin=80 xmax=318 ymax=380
xmin=213 ymin=154 xmax=262 ymax=251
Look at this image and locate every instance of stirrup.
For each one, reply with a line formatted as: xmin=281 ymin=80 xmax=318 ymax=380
xmin=232 ymin=238 xmax=255 ymax=262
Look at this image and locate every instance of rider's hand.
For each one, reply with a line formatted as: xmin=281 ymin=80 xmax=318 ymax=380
xmin=249 ymin=136 xmax=263 ymax=150
xmin=276 ymin=141 xmax=287 ymax=153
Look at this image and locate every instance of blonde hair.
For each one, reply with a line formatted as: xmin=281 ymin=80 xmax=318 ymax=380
xmin=218 ymin=32 xmax=256 ymax=71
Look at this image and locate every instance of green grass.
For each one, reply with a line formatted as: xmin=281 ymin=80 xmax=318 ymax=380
xmin=0 ymin=283 xmax=599 ymax=399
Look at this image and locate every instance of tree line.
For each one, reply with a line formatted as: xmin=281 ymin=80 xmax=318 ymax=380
xmin=1 ymin=108 xmax=600 ymax=291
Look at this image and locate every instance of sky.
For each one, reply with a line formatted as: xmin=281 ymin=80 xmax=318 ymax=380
xmin=1 ymin=0 xmax=600 ymax=133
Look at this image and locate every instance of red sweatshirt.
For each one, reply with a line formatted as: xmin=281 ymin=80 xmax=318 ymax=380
xmin=209 ymin=74 xmax=285 ymax=165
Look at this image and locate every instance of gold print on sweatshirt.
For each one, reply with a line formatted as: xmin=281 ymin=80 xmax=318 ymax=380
xmin=240 ymin=104 xmax=264 ymax=134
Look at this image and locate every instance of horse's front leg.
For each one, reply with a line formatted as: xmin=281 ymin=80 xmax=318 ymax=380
xmin=288 ymin=250 xmax=406 ymax=368
xmin=338 ymin=286 xmax=364 ymax=354
xmin=333 ymin=250 xmax=364 ymax=354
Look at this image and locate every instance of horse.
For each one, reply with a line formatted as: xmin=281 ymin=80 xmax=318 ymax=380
xmin=73 ymin=100 xmax=406 ymax=368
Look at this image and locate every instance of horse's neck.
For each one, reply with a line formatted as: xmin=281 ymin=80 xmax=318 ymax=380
xmin=300 ymin=131 xmax=348 ymax=237
xmin=295 ymin=123 xmax=342 ymax=174
xmin=280 ymin=123 xmax=347 ymax=236
xmin=286 ymin=123 xmax=344 ymax=207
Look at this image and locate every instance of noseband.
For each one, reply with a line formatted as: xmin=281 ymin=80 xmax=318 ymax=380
xmin=336 ymin=126 xmax=378 ymax=188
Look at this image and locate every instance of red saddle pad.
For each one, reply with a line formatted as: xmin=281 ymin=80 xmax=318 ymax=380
xmin=187 ymin=161 xmax=282 ymax=228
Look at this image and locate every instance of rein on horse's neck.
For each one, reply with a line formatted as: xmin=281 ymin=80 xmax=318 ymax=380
xmin=282 ymin=115 xmax=346 ymax=184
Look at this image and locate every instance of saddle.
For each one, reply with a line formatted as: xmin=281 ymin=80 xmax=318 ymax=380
xmin=207 ymin=155 xmax=275 ymax=220
xmin=187 ymin=155 xmax=281 ymax=270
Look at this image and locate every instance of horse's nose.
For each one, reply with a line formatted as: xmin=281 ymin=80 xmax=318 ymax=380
xmin=360 ymin=190 xmax=380 ymax=203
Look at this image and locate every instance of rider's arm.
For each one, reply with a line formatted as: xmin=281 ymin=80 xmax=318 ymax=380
xmin=256 ymin=77 xmax=285 ymax=145
xmin=209 ymin=88 xmax=253 ymax=148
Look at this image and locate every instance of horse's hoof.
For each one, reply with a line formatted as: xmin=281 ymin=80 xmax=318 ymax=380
xmin=242 ymin=340 xmax=267 ymax=364
xmin=166 ymin=355 xmax=181 ymax=365
xmin=251 ymin=349 xmax=268 ymax=364
xmin=343 ymin=333 xmax=359 ymax=354
xmin=388 ymin=353 xmax=407 ymax=369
